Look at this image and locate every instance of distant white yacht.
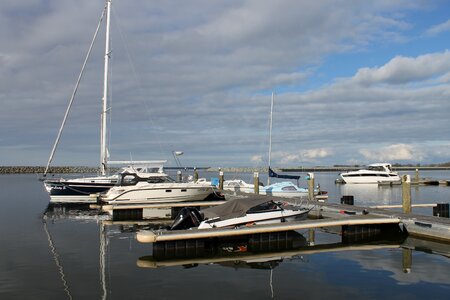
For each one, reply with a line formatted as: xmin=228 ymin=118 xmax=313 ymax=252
xmin=339 ymin=163 xmax=400 ymax=184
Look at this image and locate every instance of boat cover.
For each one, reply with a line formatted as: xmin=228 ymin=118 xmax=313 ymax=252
xmin=201 ymin=198 xmax=276 ymax=220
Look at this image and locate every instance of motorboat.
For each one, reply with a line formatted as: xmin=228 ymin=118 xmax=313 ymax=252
xmin=99 ymin=166 xmax=218 ymax=204
xmin=222 ymin=178 xmax=310 ymax=198
xmin=170 ymin=198 xmax=310 ymax=230
xmin=44 ymin=161 xmax=166 ymax=203
xmin=339 ymin=163 xmax=401 ymax=184
xmin=222 ymin=179 xmax=258 ymax=194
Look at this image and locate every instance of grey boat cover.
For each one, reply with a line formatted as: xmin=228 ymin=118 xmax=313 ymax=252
xmin=201 ymin=197 xmax=276 ymax=220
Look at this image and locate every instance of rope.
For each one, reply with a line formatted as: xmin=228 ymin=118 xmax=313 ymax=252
xmin=44 ymin=4 xmax=107 ymax=176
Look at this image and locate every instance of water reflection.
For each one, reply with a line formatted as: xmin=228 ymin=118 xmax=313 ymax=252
xmin=41 ymin=203 xmax=450 ymax=299
xmin=339 ymin=183 xmax=401 ymax=206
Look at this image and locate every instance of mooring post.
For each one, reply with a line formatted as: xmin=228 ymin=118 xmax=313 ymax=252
xmin=307 ymin=173 xmax=315 ymax=201
xmin=194 ymin=167 xmax=198 ymax=182
xmin=177 ymin=170 xmax=182 ymax=182
xmin=253 ymin=172 xmax=259 ymax=194
xmin=402 ymin=174 xmax=411 ymax=214
xmin=415 ymin=168 xmax=419 ymax=184
xmin=219 ymin=170 xmax=224 ymax=191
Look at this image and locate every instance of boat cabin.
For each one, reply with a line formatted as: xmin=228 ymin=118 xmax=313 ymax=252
xmin=367 ymin=163 xmax=393 ymax=173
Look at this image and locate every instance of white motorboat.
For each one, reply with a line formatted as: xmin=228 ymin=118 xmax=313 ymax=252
xmin=99 ymin=166 xmax=217 ymax=204
xmin=169 ymin=198 xmax=310 ymax=230
xmin=339 ymin=163 xmax=401 ymax=184
xmin=222 ymin=179 xmax=309 ymax=198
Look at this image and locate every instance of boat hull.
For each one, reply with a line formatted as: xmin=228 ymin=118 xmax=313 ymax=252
xmin=102 ymin=185 xmax=216 ymax=204
xmin=44 ymin=178 xmax=116 ymax=203
xmin=339 ymin=174 xmax=400 ymax=184
xmin=198 ymin=209 xmax=308 ymax=229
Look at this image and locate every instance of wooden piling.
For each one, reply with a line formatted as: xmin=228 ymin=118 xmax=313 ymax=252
xmin=402 ymin=174 xmax=411 ymax=214
xmin=219 ymin=171 xmax=224 ymax=191
xmin=307 ymin=173 xmax=315 ymax=201
xmin=308 ymin=228 xmax=315 ymax=246
xmin=253 ymin=172 xmax=259 ymax=194
xmin=176 ymin=170 xmax=182 ymax=182
xmin=194 ymin=167 xmax=198 ymax=182
xmin=415 ymin=168 xmax=419 ymax=184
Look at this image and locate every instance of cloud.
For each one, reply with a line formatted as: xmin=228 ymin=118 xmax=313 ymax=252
xmin=359 ymin=144 xmax=418 ymax=161
xmin=425 ymin=19 xmax=450 ymax=36
xmin=250 ymin=155 xmax=263 ymax=163
xmin=352 ymin=51 xmax=450 ymax=85
xmin=2 ymin=1 xmax=450 ymax=167
xmin=275 ymin=148 xmax=333 ymax=165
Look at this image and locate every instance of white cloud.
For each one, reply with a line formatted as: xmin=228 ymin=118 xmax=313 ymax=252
xmin=359 ymin=144 xmax=418 ymax=161
xmin=2 ymin=0 xmax=450 ymax=167
xmin=275 ymin=148 xmax=333 ymax=165
xmin=250 ymin=155 xmax=263 ymax=163
xmin=425 ymin=19 xmax=450 ymax=36
xmin=352 ymin=51 xmax=450 ymax=85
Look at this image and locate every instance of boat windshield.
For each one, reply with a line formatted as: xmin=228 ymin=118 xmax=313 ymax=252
xmin=247 ymin=201 xmax=281 ymax=214
xmin=367 ymin=166 xmax=386 ymax=172
xmin=116 ymin=173 xmax=173 ymax=186
xmin=147 ymin=176 xmax=174 ymax=183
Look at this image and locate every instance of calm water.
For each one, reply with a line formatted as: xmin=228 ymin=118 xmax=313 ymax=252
xmin=1 ymin=171 xmax=450 ymax=299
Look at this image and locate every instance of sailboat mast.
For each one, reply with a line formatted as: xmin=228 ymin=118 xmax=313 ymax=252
xmin=267 ymin=92 xmax=274 ymax=185
xmin=100 ymin=0 xmax=112 ymax=176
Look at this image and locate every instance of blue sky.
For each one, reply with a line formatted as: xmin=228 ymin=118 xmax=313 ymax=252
xmin=1 ymin=0 xmax=450 ymax=168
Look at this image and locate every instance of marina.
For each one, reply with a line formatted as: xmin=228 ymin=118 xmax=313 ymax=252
xmin=3 ymin=0 xmax=450 ymax=299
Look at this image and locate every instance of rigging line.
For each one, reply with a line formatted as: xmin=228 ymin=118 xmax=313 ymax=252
xmin=42 ymin=216 xmax=73 ymax=300
xmin=111 ymin=7 xmax=167 ymax=159
xmin=44 ymin=5 xmax=107 ymax=176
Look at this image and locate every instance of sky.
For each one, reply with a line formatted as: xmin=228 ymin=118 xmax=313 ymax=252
xmin=1 ymin=0 xmax=450 ymax=168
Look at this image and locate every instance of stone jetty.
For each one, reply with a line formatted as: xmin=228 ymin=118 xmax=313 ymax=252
xmin=0 ymin=166 xmax=102 ymax=174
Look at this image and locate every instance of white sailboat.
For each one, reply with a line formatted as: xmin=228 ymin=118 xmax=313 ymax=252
xmin=222 ymin=92 xmax=309 ymax=198
xmin=42 ymin=1 xmax=160 ymax=203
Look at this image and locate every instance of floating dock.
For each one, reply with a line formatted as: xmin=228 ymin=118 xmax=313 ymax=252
xmin=136 ymin=215 xmax=400 ymax=243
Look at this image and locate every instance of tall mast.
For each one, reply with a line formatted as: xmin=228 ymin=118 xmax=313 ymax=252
xmin=100 ymin=0 xmax=112 ymax=175
xmin=267 ymin=92 xmax=274 ymax=185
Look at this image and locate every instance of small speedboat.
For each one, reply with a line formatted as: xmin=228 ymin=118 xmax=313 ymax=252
xmin=170 ymin=198 xmax=310 ymax=230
